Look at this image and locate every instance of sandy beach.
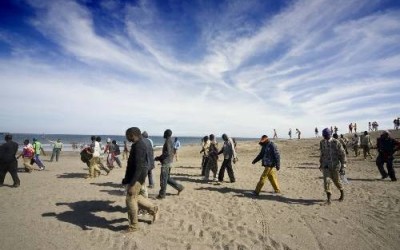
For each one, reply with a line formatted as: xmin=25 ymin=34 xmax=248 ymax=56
xmin=1 ymin=131 xmax=399 ymax=250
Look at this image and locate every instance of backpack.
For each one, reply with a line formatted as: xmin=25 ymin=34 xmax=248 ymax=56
xmin=80 ymin=147 xmax=92 ymax=163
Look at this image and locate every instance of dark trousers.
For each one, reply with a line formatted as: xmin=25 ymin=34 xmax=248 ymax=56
xmin=50 ymin=148 xmax=61 ymax=162
xmin=201 ymin=156 xmax=208 ymax=176
xmin=148 ymin=168 xmax=154 ymax=187
xmin=0 ymin=161 xmax=20 ymax=186
xmin=159 ymin=165 xmax=183 ymax=197
xmin=376 ymin=155 xmax=396 ymax=180
xmin=218 ymin=158 xmax=235 ymax=182
xmin=204 ymin=157 xmax=218 ymax=180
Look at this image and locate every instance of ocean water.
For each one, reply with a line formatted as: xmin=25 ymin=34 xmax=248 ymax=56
xmin=3 ymin=133 xmax=257 ymax=152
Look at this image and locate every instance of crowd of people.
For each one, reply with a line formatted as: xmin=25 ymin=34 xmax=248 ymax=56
xmin=0 ymin=119 xmax=399 ymax=233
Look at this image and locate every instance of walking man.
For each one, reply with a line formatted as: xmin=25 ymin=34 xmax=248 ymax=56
xmin=0 ymin=134 xmax=20 ymax=187
xmin=155 ymin=129 xmax=184 ymax=199
xmin=273 ymin=129 xmax=278 ymax=139
xmin=218 ymin=134 xmax=237 ymax=183
xmin=360 ymin=131 xmax=373 ymax=160
xmin=203 ymin=134 xmax=219 ymax=182
xmin=122 ymin=127 xmax=159 ymax=232
xmin=49 ymin=139 xmax=63 ymax=162
xmin=320 ymin=128 xmax=346 ymax=204
xmin=295 ymin=129 xmax=301 ymax=139
xmin=376 ymin=131 xmax=400 ymax=181
xmin=142 ymin=131 xmax=155 ymax=188
xmin=352 ymin=134 xmax=360 ymax=157
xmin=32 ymin=138 xmax=46 ymax=170
xmin=288 ymin=129 xmax=292 ymax=139
xmin=315 ymin=127 xmax=319 ymax=138
xmin=251 ymin=135 xmax=281 ymax=195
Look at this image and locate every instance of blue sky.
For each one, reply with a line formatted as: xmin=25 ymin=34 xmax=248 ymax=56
xmin=0 ymin=0 xmax=399 ymax=137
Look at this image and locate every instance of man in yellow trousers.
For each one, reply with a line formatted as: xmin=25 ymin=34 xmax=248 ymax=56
xmin=251 ymin=135 xmax=281 ymax=196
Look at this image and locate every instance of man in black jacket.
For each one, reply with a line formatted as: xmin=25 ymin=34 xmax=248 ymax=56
xmin=142 ymin=131 xmax=155 ymax=188
xmin=251 ymin=135 xmax=281 ymax=195
xmin=0 ymin=134 xmax=20 ymax=187
xmin=376 ymin=131 xmax=400 ymax=181
xmin=155 ymin=129 xmax=184 ymax=199
xmin=122 ymin=127 xmax=159 ymax=232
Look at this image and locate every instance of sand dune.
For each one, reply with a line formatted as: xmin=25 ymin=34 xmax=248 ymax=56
xmin=1 ymin=130 xmax=399 ymax=249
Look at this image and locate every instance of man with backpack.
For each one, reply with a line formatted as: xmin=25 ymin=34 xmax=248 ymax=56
xmin=251 ymin=135 xmax=281 ymax=195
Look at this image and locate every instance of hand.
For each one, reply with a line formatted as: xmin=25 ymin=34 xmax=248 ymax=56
xmin=340 ymin=169 xmax=345 ymax=175
xmin=233 ymin=157 xmax=238 ymax=164
xmin=127 ymin=185 xmax=135 ymax=195
xmin=251 ymin=160 xmax=256 ymax=165
xmin=276 ymin=166 xmax=280 ymax=171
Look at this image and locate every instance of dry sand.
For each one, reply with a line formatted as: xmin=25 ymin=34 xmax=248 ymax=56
xmin=1 ymin=130 xmax=399 ymax=250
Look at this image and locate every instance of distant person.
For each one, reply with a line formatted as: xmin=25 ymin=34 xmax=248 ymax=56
xmin=155 ymin=129 xmax=184 ymax=199
xmin=373 ymin=121 xmax=379 ymax=131
xmin=368 ymin=122 xmax=372 ymax=132
xmin=288 ymin=129 xmax=292 ymax=139
xmin=360 ymin=131 xmax=373 ymax=160
xmin=203 ymin=134 xmax=219 ymax=182
xmin=112 ymin=140 xmax=122 ymax=168
xmin=200 ymin=136 xmax=210 ymax=176
xmin=16 ymin=139 xmax=35 ymax=172
xmin=251 ymin=135 xmax=281 ymax=195
xmin=142 ymin=131 xmax=155 ymax=188
xmin=295 ymin=129 xmax=301 ymax=140
xmin=0 ymin=134 xmax=20 ymax=187
xmin=348 ymin=123 xmax=353 ymax=133
xmin=49 ymin=139 xmax=63 ymax=162
xmin=173 ymin=137 xmax=181 ymax=162
xmin=330 ymin=126 xmax=333 ymax=135
xmin=352 ymin=134 xmax=360 ymax=157
xmin=334 ymin=126 xmax=338 ymax=134
xmin=104 ymin=138 xmax=114 ymax=169
xmin=376 ymin=131 xmax=400 ymax=182
xmin=32 ymin=138 xmax=46 ymax=170
xmin=95 ymin=136 xmax=110 ymax=174
xmin=217 ymin=134 xmax=237 ymax=183
xmin=273 ymin=129 xmax=278 ymax=139
xmin=122 ymin=141 xmax=129 ymax=160
xmin=320 ymin=128 xmax=346 ymax=205
xmin=315 ymin=127 xmax=319 ymax=138
xmin=122 ymin=127 xmax=159 ymax=233
xmin=354 ymin=123 xmax=357 ymax=133
xmin=339 ymin=134 xmax=349 ymax=155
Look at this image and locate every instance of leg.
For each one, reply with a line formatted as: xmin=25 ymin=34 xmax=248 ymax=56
xmin=125 ymin=182 xmax=142 ymax=231
xmin=158 ymin=166 xmax=169 ymax=198
xmin=147 ymin=169 xmax=154 ymax=188
xmin=56 ymin=149 xmax=60 ymax=162
xmin=323 ymin=168 xmax=332 ymax=200
xmin=50 ymin=149 xmax=56 ymax=162
xmin=35 ymin=155 xmax=45 ymax=168
xmin=98 ymin=158 xmax=110 ymax=174
xmin=331 ymin=169 xmax=344 ymax=201
xmin=23 ymin=158 xmax=34 ymax=172
xmin=204 ymin=159 xmax=212 ymax=180
xmin=225 ymin=159 xmax=235 ymax=182
xmin=218 ymin=160 xmax=227 ymax=181
xmin=8 ymin=161 xmax=20 ymax=186
xmin=255 ymin=167 xmax=271 ymax=194
xmin=211 ymin=159 xmax=218 ymax=179
xmin=267 ymin=168 xmax=280 ymax=193
xmin=0 ymin=164 xmax=7 ymax=185
xmin=386 ymin=157 xmax=396 ymax=181
xmin=115 ymin=156 xmax=122 ymax=168
xmin=376 ymin=156 xmax=388 ymax=178
xmin=167 ymin=168 xmax=184 ymax=193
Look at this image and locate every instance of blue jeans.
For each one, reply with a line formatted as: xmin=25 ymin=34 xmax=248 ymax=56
xmin=34 ymin=154 xmax=45 ymax=168
xmin=159 ymin=164 xmax=183 ymax=197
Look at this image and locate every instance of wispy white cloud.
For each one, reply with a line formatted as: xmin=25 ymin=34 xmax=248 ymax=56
xmin=0 ymin=0 xmax=399 ymax=137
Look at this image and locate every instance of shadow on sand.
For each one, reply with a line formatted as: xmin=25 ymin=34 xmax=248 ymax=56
xmin=57 ymin=173 xmax=88 ymax=179
xmin=42 ymin=200 xmax=150 ymax=231
xmin=195 ymin=186 xmax=323 ymax=206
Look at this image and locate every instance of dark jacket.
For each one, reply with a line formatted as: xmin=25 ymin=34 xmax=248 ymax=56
xmin=157 ymin=138 xmax=174 ymax=165
xmin=122 ymin=138 xmax=148 ymax=185
xmin=143 ymin=138 xmax=155 ymax=169
xmin=377 ymin=137 xmax=400 ymax=160
xmin=253 ymin=141 xmax=280 ymax=168
xmin=0 ymin=140 xmax=19 ymax=164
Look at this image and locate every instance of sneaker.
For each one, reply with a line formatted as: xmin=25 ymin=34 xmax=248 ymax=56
xmin=39 ymin=167 xmax=44 ymax=171
xmin=177 ymin=186 xmax=184 ymax=196
xmin=156 ymin=195 xmax=165 ymax=200
xmin=391 ymin=177 xmax=397 ymax=182
xmin=12 ymin=183 xmax=20 ymax=188
xmin=251 ymin=191 xmax=259 ymax=196
xmin=382 ymin=174 xmax=389 ymax=180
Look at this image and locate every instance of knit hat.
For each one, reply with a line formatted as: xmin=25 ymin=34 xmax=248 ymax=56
xmin=259 ymin=135 xmax=268 ymax=144
xmin=322 ymin=128 xmax=331 ymax=138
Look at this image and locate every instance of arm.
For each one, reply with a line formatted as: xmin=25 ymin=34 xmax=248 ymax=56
xmin=337 ymin=141 xmax=347 ymax=172
xmin=272 ymin=143 xmax=281 ymax=169
xmin=252 ymin=146 xmax=264 ymax=164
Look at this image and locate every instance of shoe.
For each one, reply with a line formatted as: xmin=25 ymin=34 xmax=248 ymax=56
xmin=156 ymin=195 xmax=165 ymax=200
xmin=13 ymin=183 xmax=20 ymax=188
xmin=339 ymin=190 xmax=344 ymax=202
xmin=391 ymin=177 xmax=397 ymax=182
xmin=251 ymin=191 xmax=259 ymax=196
xmin=230 ymin=180 xmax=236 ymax=183
xmin=152 ymin=206 xmax=159 ymax=224
xmin=39 ymin=167 xmax=44 ymax=171
xmin=177 ymin=187 xmax=184 ymax=196
xmin=148 ymin=185 xmax=154 ymax=189
xmin=382 ymin=174 xmax=389 ymax=180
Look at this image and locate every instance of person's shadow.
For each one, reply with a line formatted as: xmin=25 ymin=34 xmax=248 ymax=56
xmin=42 ymin=200 xmax=149 ymax=231
xmin=196 ymin=186 xmax=323 ymax=206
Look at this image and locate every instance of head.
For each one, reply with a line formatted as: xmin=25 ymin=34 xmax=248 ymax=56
xmin=175 ymin=137 xmax=178 ymax=142
xmin=209 ymin=134 xmax=215 ymax=141
xmin=259 ymin=135 xmax=269 ymax=145
xmin=340 ymin=134 xmax=344 ymax=138
xmin=381 ymin=130 xmax=390 ymax=139
xmin=96 ymin=136 xmax=101 ymax=142
xmin=322 ymin=128 xmax=331 ymax=140
xmin=332 ymin=133 xmax=338 ymax=139
xmin=222 ymin=134 xmax=228 ymax=141
xmin=106 ymin=138 xmax=111 ymax=143
xmin=4 ymin=133 xmax=12 ymax=142
xmin=24 ymin=139 xmax=29 ymax=145
xmin=112 ymin=140 xmax=116 ymax=145
xmin=142 ymin=131 xmax=149 ymax=138
xmin=91 ymin=136 xmax=96 ymax=141
xmin=57 ymin=139 xmax=61 ymax=142
xmin=202 ymin=136 xmax=208 ymax=142
xmin=33 ymin=137 xmax=37 ymax=142
xmin=126 ymin=127 xmax=142 ymax=142
xmin=363 ymin=131 xmax=368 ymax=136
xmin=163 ymin=129 xmax=172 ymax=139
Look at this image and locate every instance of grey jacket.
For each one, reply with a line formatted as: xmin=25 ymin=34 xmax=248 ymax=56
xmin=158 ymin=138 xmax=174 ymax=165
